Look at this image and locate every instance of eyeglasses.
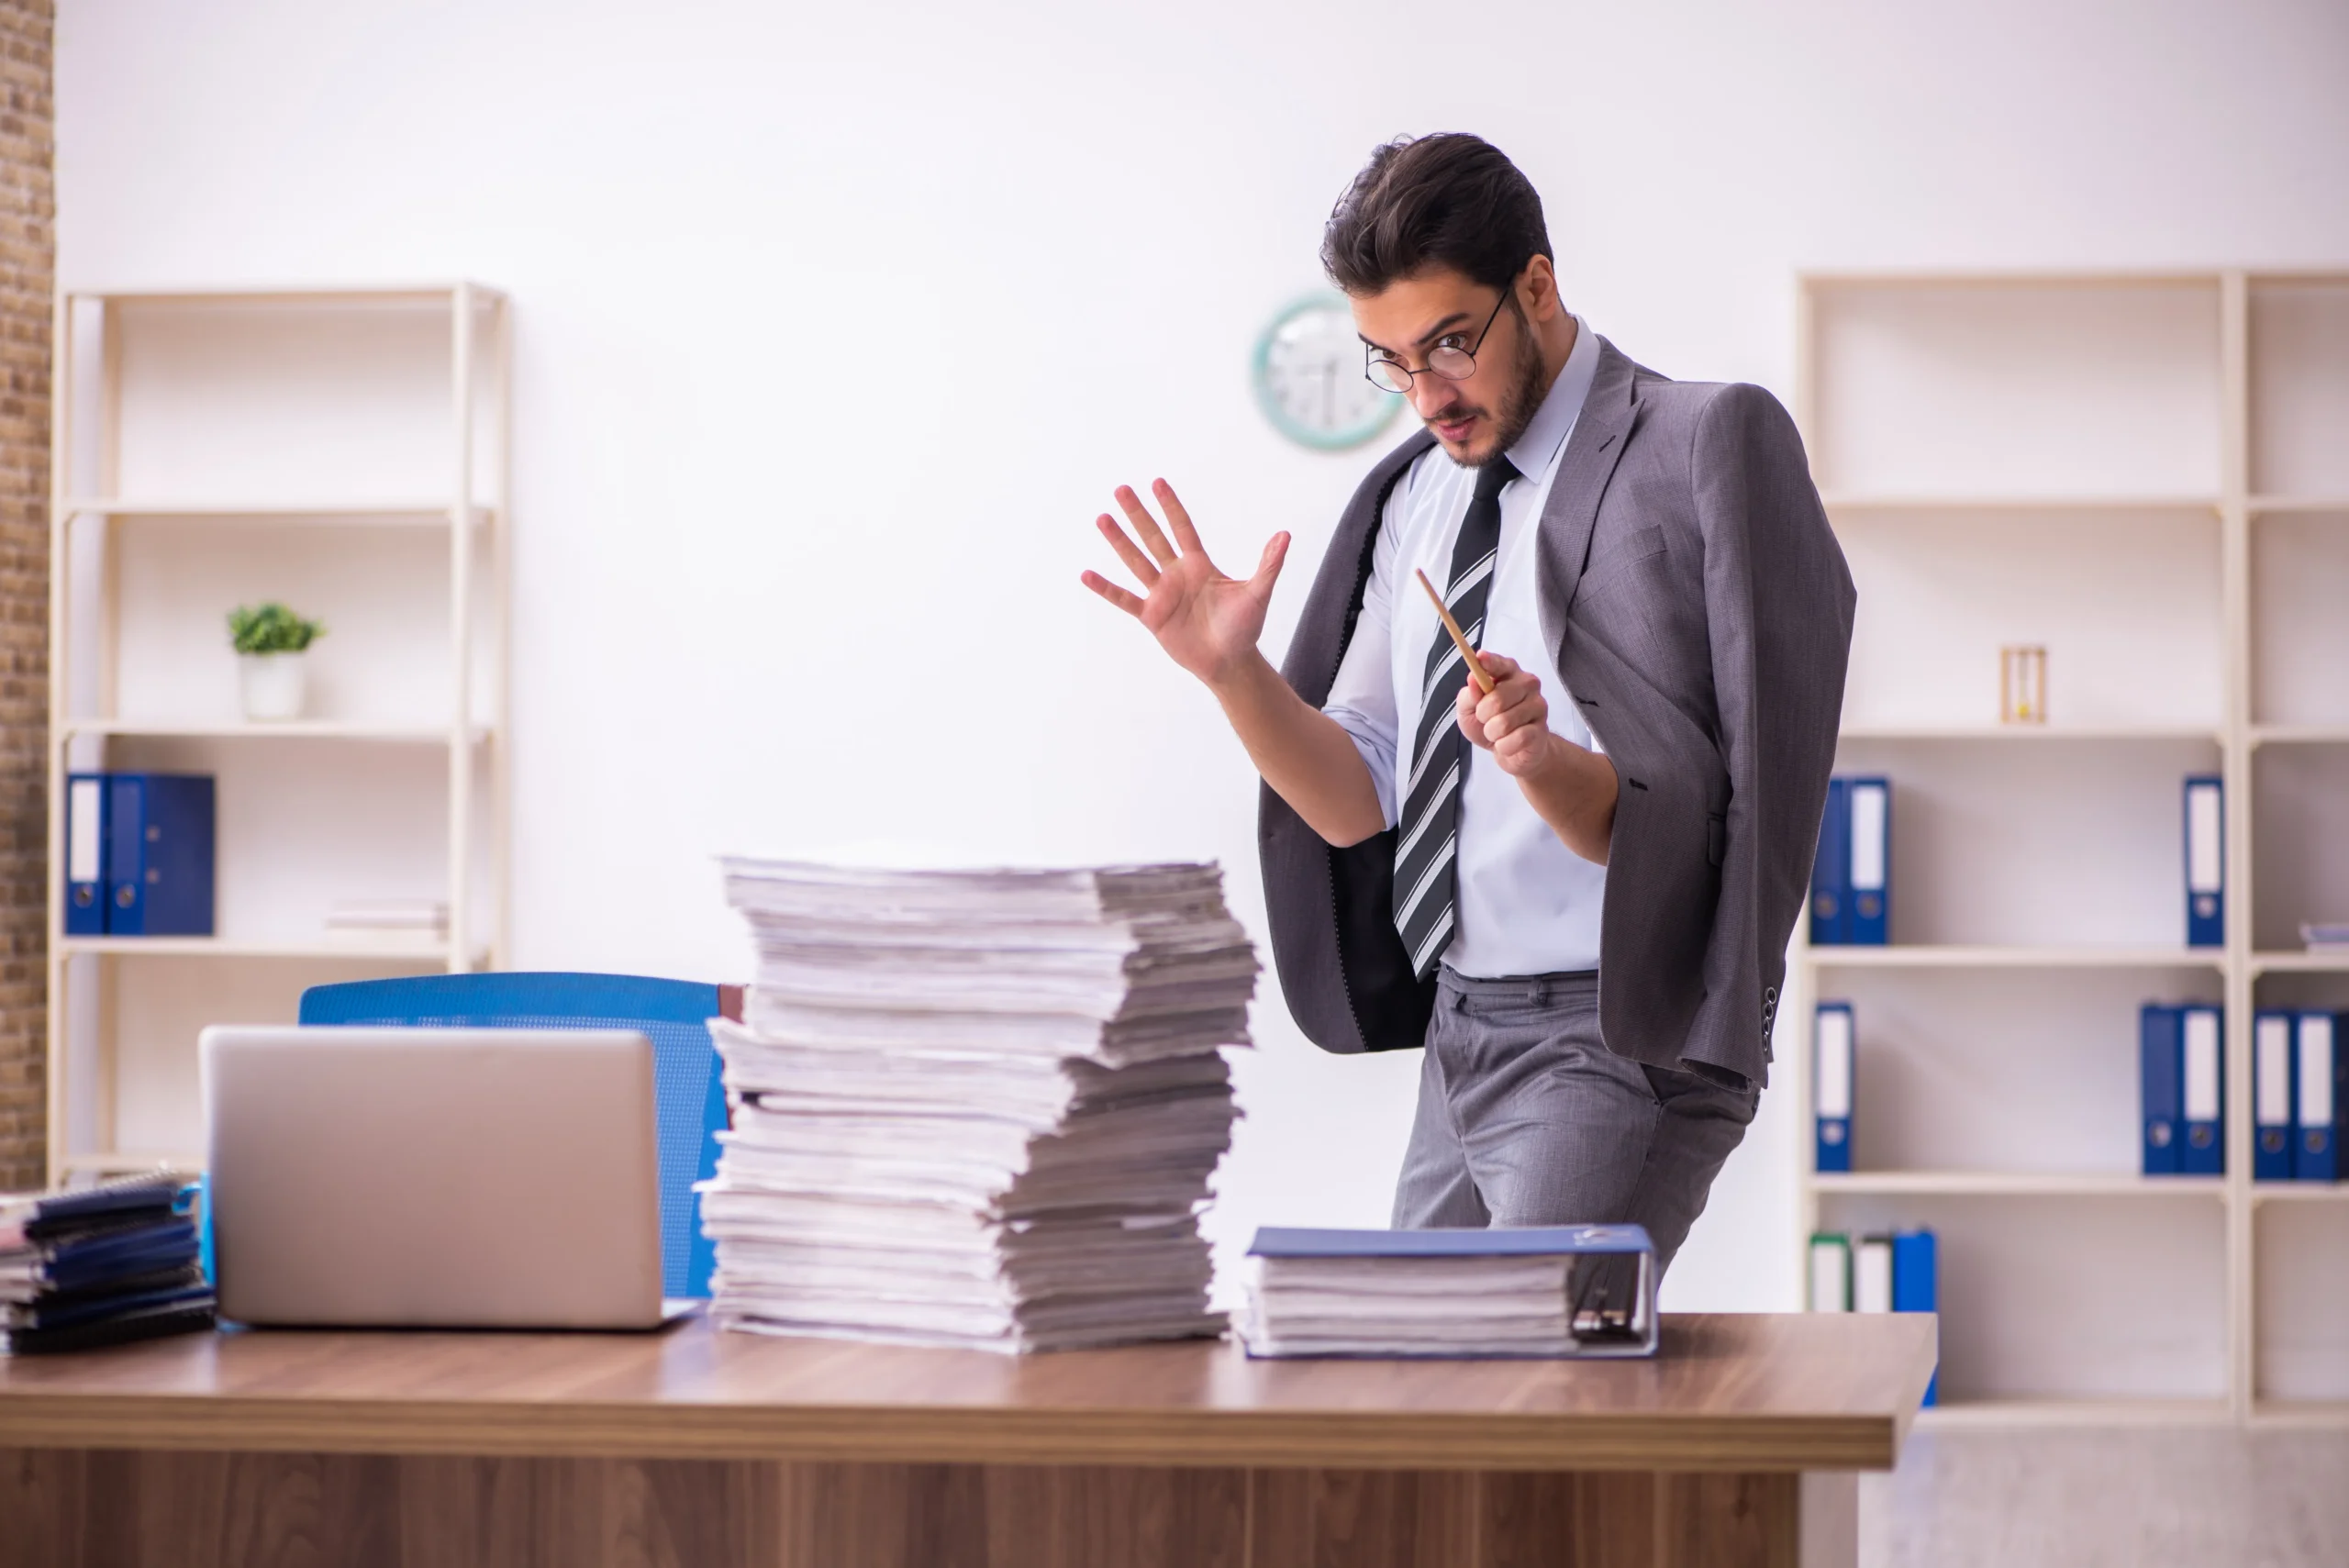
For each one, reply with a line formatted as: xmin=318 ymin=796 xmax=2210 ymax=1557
xmin=1364 ymin=290 xmax=1512 ymax=395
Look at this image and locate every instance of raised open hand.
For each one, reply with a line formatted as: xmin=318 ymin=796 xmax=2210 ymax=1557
xmin=1080 ymin=480 xmax=1290 ymax=687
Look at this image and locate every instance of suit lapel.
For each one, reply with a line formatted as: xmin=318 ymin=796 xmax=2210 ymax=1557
xmin=1534 ymin=338 xmax=1643 ymax=653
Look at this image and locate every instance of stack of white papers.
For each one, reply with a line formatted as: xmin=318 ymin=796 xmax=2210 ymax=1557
xmin=703 ymin=858 xmax=1257 ymax=1352
xmin=1239 ymin=1226 xmax=1659 ymax=1360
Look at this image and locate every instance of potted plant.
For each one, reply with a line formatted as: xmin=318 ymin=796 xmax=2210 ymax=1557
xmin=228 ymin=603 xmax=327 ymax=721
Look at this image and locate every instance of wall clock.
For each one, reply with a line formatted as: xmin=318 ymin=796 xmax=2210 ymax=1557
xmin=1252 ymin=294 xmax=1404 ymax=451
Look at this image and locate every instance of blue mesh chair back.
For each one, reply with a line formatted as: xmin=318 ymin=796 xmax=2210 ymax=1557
xmin=296 ymin=972 xmax=736 ymax=1298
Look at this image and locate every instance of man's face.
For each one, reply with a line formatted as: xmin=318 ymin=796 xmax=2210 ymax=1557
xmin=1352 ymin=268 xmax=1542 ymax=468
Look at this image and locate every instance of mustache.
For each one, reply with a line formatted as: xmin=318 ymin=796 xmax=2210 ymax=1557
xmin=1422 ymin=400 xmax=1483 ymax=426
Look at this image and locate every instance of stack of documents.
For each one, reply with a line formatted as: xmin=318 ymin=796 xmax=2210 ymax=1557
xmin=703 ymin=858 xmax=1257 ymax=1352
xmin=2 ymin=1173 xmax=214 ymax=1354
xmin=1240 ymin=1225 xmax=1659 ymax=1360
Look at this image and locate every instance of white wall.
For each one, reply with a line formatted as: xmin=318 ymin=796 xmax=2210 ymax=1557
xmin=55 ymin=0 xmax=2349 ymax=1310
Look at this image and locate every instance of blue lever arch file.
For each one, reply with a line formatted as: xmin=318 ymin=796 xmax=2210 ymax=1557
xmin=2255 ymin=1009 xmax=2296 ymax=1183
xmin=104 ymin=773 xmax=216 ymax=937
xmin=2183 ymin=776 xmax=2223 ymax=949
xmin=2298 ymin=1012 xmax=2341 ymax=1183
xmin=1814 ymin=1002 xmax=1854 ymax=1173
xmin=1891 ymin=1229 xmax=1938 ymax=1407
xmin=63 ymin=773 xmax=107 ymax=937
xmin=1846 ymin=776 xmax=1889 ymax=945
xmin=2180 ymin=1004 xmax=2224 ymax=1176
xmin=2141 ymin=1004 xmax=2182 ymax=1175
xmin=1810 ymin=777 xmax=1848 ymax=946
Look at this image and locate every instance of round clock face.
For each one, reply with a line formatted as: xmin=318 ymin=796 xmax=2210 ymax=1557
xmin=1252 ymin=295 xmax=1404 ymax=450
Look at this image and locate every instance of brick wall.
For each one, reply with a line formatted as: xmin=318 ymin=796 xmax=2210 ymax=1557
xmin=0 ymin=0 xmax=49 ymax=1191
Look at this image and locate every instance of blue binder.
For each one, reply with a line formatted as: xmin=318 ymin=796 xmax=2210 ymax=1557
xmin=2141 ymin=1004 xmax=2182 ymax=1175
xmin=63 ymin=773 xmax=108 ymax=937
xmin=2297 ymin=1011 xmax=2341 ymax=1183
xmin=1814 ymin=1001 xmax=1854 ymax=1173
xmin=2180 ymin=1004 xmax=2224 ymax=1176
xmin=2254 ymin=1009 xmax=2296 ymax=1183
xmin=1846 ymin=776 xmax=1890 ymax=945
xmin=104 ymin=773 xmax=216 ymax=937
xmin=2183 ymin=776 xmax=2223 ymax=949
xmin=1810 ymin=777 xmax=1849 ymax=945
xmin=1892 ymin=1229 xmax=1938 ymax=1407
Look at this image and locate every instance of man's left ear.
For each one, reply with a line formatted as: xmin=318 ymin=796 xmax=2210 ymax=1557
xmin=1519 ymin=255 xmax=1561 ymax=319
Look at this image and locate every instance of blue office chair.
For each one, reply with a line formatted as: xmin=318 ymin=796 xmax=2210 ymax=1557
xmin=296 ymin=972 xmax=740 ymax=1299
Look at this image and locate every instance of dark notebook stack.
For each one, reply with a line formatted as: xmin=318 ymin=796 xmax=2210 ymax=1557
xmin=2 ymin=1173 xmax=215 ymax=1354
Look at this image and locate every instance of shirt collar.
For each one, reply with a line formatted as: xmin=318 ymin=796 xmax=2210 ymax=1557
xmin=1505 ymin=313 xmax=1599 ymax=483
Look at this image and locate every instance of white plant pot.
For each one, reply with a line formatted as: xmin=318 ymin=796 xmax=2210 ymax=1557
xmin=239 ymin=651 xmax=308 ymax=722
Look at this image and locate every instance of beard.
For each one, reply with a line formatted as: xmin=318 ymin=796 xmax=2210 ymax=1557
xmin=1427 ymin=297 xmax=1546 ymax=468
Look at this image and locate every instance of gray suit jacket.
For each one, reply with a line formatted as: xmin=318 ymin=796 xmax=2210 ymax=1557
xmin=1257 ymin=338 xmax=1854 ymax=1088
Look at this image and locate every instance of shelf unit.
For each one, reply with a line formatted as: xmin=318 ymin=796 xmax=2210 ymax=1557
xmin=1791 ymin=270 xmax=2349 ymax=1427
xmin=44 ymin=284 xmax=510 ymax=1184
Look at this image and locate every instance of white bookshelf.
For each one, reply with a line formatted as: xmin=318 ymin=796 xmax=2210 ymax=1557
xmin=1792 ymin=270 xmax=2349 ymax=1428
xmin=44 ymin=284 xmax=510 ymax=1183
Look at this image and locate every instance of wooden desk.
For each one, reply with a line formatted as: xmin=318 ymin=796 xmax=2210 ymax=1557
xmin=0 ymin=1312 xmax=1934 ymax=1568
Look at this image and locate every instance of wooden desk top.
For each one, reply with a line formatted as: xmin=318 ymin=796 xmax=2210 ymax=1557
xmin=0 ymin=1312 xmax=1935 ymax=1473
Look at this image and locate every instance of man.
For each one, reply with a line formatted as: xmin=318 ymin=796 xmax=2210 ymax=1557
xmin=1081 ymin=133 xmax=1853 ymax=1272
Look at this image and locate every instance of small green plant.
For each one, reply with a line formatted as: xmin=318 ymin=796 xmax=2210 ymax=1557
xmin=228 ymin=603 xmax=326 ymax=655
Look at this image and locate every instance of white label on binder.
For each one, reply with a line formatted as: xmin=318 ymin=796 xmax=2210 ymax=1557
xmin=2183 ymin=1008 xmax=2221 ymax=1122
xmin=1849 ymin=783 xmax=1887 ymax=893
xmin=1815 ymin=1006 xmax=1854 ymax=1118
xmin=68 ymin=778 xmax=100 ymax=884
xmin=2187 ymin=781 xmax=2222 ymax=895
xmin=1809 ymin=1239 xmax=1850 ymax=1313
xmin=2300 ymin=1016 xmax=2335 ymax=1128
xmin=2257 ymin=1016 xmax=2293 ymax=1127
xmin=1854 ymin=1237 xmax=1894 ymax=1313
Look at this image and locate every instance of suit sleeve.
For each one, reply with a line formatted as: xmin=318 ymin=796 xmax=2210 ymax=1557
xmin=1689 ymin=383 xmax=1854 ymax=1081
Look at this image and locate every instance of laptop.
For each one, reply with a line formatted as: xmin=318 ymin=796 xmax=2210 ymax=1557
xmin=201 ymin=1025 xmax=692 ymax=1329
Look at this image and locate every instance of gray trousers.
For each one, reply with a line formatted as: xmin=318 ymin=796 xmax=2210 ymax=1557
xmin=1391 ymin=967 xmax=1760 ymax=1274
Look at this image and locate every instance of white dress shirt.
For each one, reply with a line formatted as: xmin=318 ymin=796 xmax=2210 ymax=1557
xmin=1322 ymin=317 xmax=1607 ymax=978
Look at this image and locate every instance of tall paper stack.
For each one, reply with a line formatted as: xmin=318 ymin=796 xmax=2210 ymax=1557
xmin=704 ymin=858 xmax=1257 ymax=1351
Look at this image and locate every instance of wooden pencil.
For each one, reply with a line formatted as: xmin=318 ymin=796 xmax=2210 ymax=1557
xmin=1414 ymin=567 xmax=1496 ymax=695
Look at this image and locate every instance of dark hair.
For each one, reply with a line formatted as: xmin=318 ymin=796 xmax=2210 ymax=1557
xmin=1320 ymin=133 xmax=1552 ymax=296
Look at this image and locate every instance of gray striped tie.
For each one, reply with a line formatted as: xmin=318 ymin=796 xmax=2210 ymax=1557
xmin=1394 ymin=455 xmax=1519 ymax=980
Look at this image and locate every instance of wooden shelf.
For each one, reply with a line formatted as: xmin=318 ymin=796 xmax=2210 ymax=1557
xmin=1803 ymin=945 xmax=2223 ymax=971
xmin=61 ymin=498 xmax=491 ymax=525
xmin=58 ymin=718 xmax=488 ymax=744
xmin=2249 ymin=724 xmax=2349 ymax=747
xmin=2250 ymin=951 xmax=2349 ymax=975
xmin=2249 ymin=495 xmax=2349 ymax=515
xmin=1811 ymin=1172 xmax=2225 ymax=1198
xmin=1818 ymin=493 xmax=2219 ymax=514
xmin=2250 ymin=1182 xmax=2349 ymax=1203
xmin=1840 ymin=725 xmax=2221 ymax=744
xmin=1914 ymin=1396 xmax=2234 ymax=1429
xmin=55 ymin=936 xmax=473 ymax=963
xmin=2250 ymin=1400 xmax=2349 ymax=1429
xmin=67 ymin=281 xmax=507 ymax=306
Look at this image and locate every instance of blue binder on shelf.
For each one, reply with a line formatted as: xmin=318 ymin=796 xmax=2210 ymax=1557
xmin=63 ymin=772 xmax=107 ymax=937
xmin=2254 ymin=1009 xmax=2296 ymax=1183
xmin=1892 ymin=1229 xmax=1938 ymax=1407
xmin=1810 ymin=777 xmax=1849 ymax=946
xmin=1814 ymin=1001 xmax=1854 ymax=1173
xmin=104 ymin=773 xmax=216 ymax=937
xmin=2180 ymin=1003 xmax=2224 ymax=1176
xmin=2183 ymin=775 xmax=2223 ymax=949
xmin=2141 ymin=1004 xmax=2182 ymax=1175
xmin=1846 ymin=776 xmax=1890 ymax=945
xmin=2297 ymin=1011 xmax=2341 ymax=1183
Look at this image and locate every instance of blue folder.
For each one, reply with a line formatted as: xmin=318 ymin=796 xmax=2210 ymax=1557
xmin=2298 ymin=1012 xmax=2342 ymax=1183
xmin=2183 ymin=776 xmax=2223 ymax=949
xmin=1846 ymin=776 xmax=1890 ymax=945
xmin=2141 ymin=1004 xmax=2182 ymax=1175
xmin=1892 ymin=1229 xmax=1938 ymax=1407
xmin=1814 ymin=1001 xmax=1854 ymax=1173
xmin=104 ymin=773 xmax=216 ymax=937
xmin=2179 ymin=1004 xmax=2224 ymax=1176
xmin=1810 ymin=778 xmax=1849 ymax=945
xmin=63 ymin=773 xmax=107 ymax=937
xmin=2254 ymin=1009 xmax=2296 ymax=1183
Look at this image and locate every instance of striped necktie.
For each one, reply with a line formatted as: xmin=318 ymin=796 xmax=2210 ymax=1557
xmin=1394 ymin=455 xmax=1520 ymax=981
